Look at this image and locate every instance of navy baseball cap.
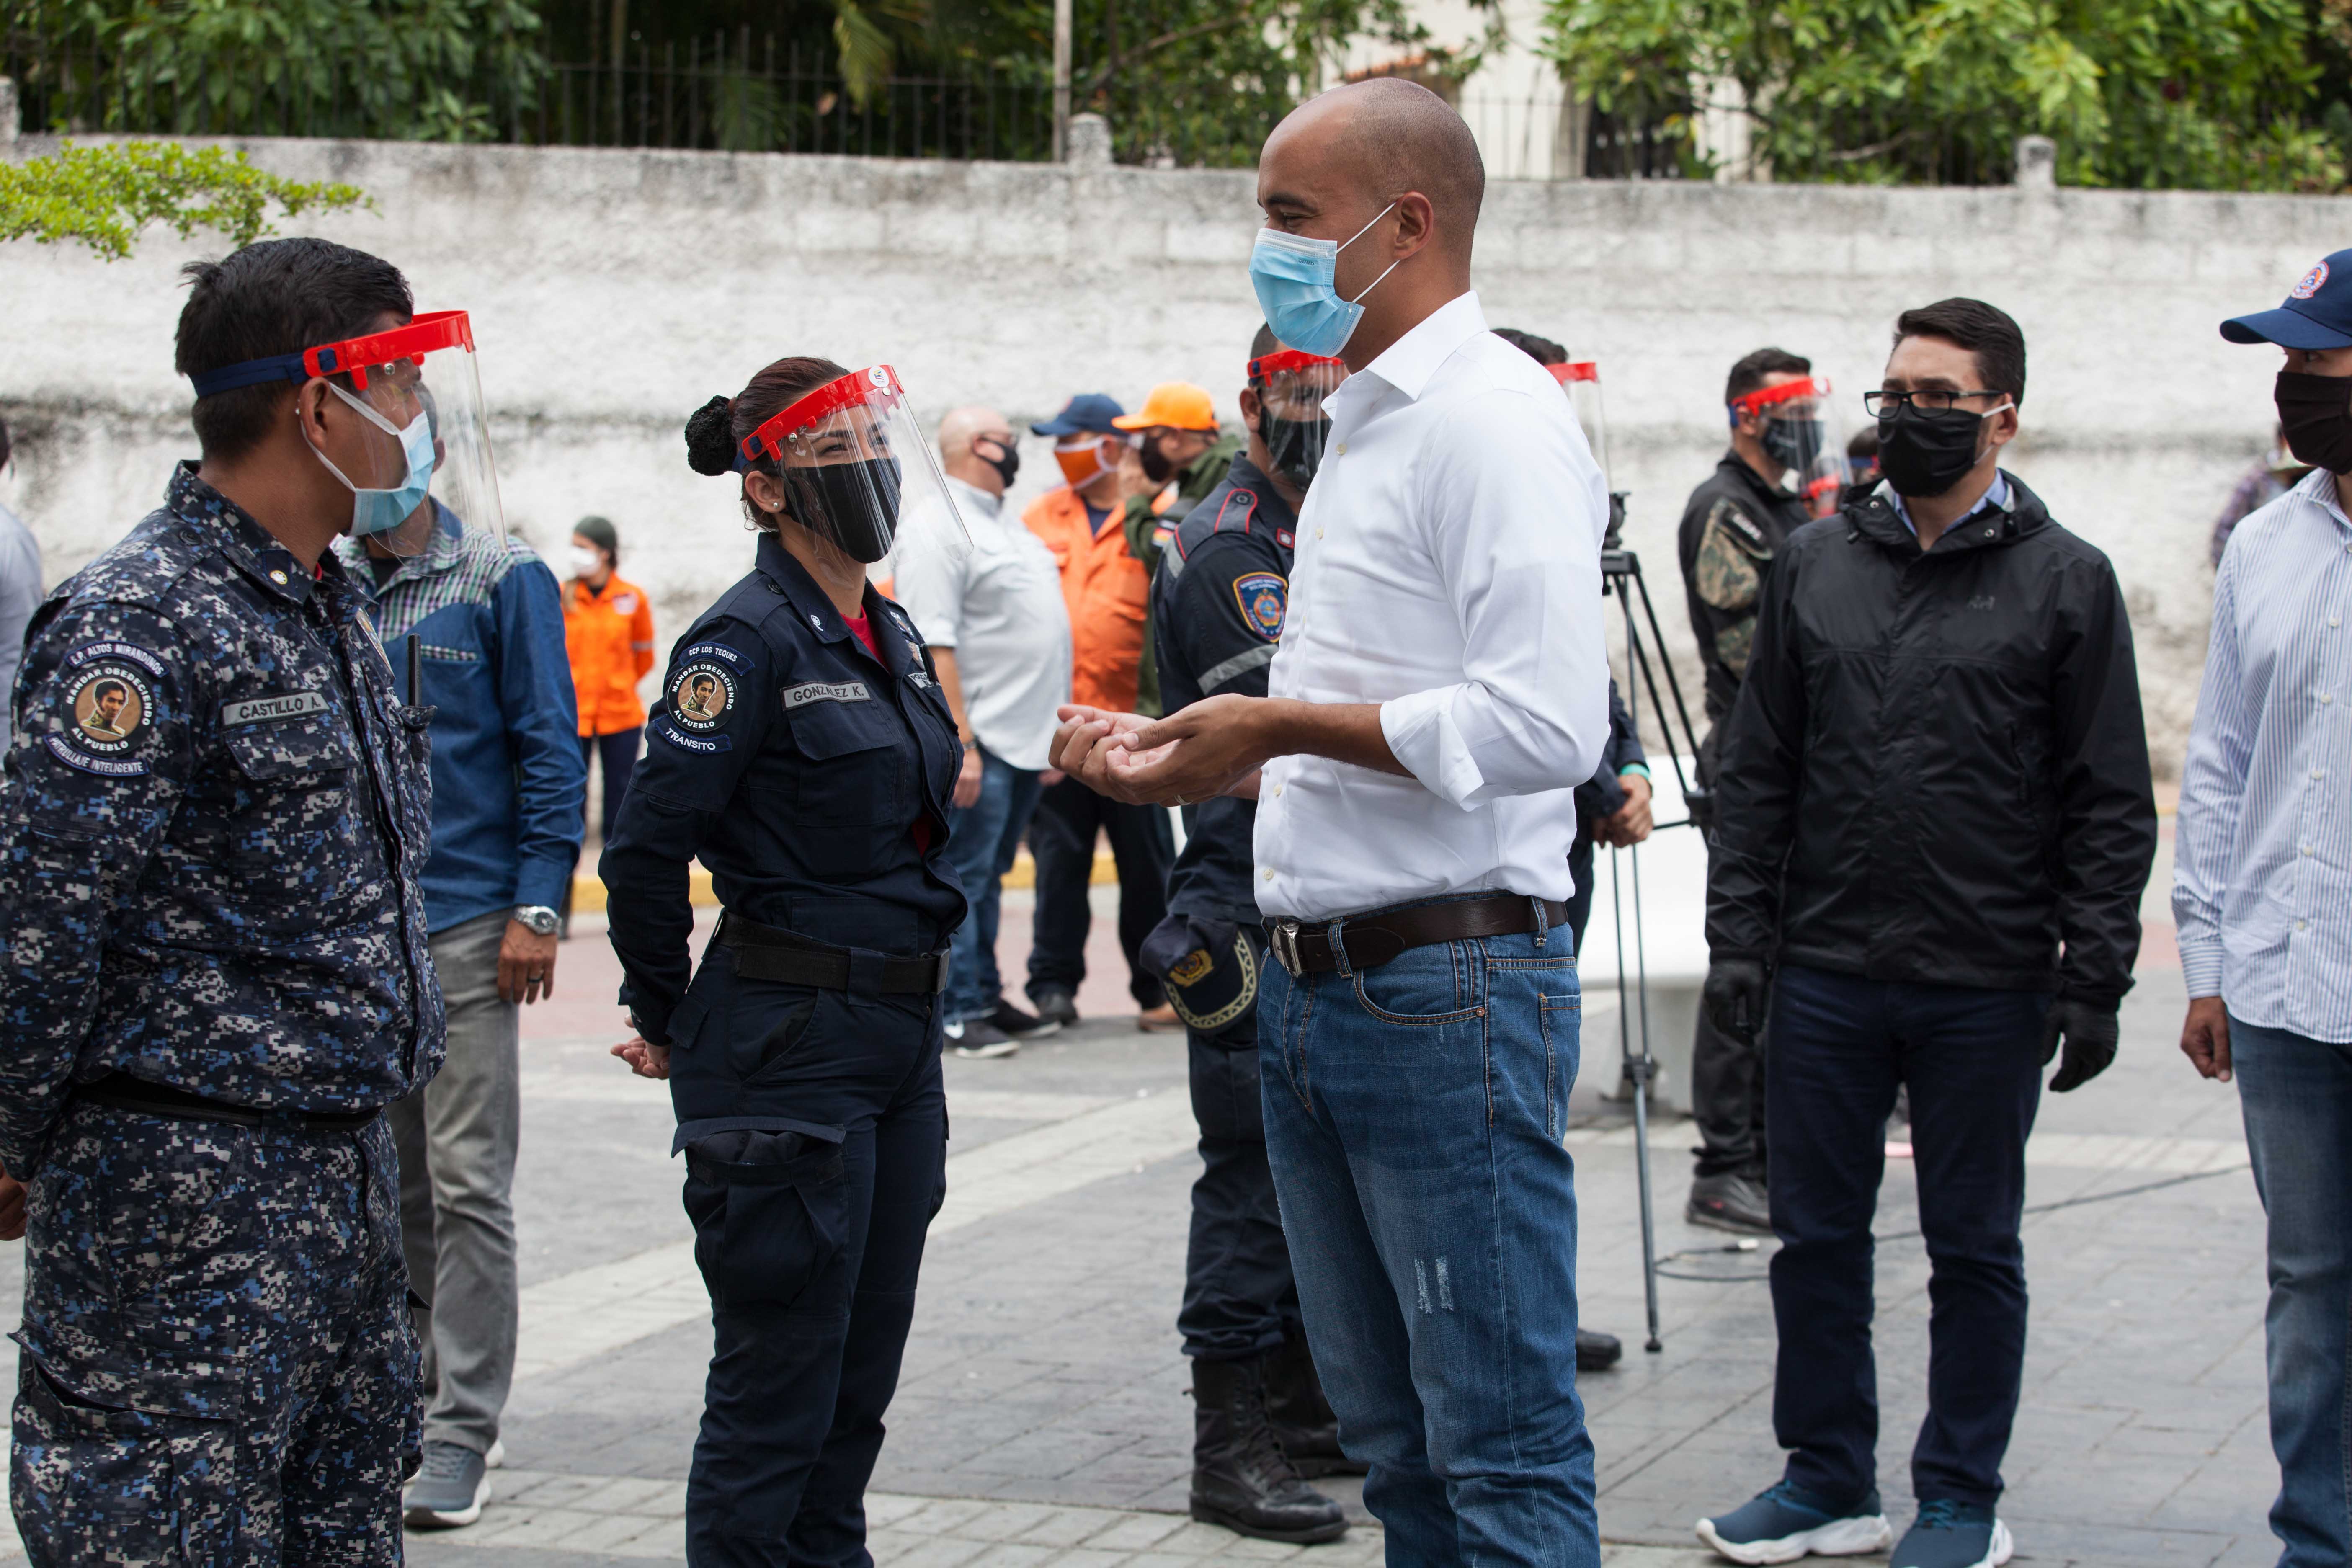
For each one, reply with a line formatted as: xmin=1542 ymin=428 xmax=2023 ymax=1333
xmin=1031 ymin=394 xmax=1127 ymax=436
xmin=2222 ymin=250 xmax=2352 ymax=350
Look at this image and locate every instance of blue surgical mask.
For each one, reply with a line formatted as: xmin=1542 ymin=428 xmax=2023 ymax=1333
xmin=314 ymin=382 xmax=436 ymax=540
xmin=1248 ymin=203 xmax=1400 ymax=359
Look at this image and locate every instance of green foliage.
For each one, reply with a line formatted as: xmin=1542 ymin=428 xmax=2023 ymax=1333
xmin=928 ymin=0 xmax=1434 ymax=165
xmin=5 ymin=0 xmax=546 ymax=140
xmin=1546 ymin=0 xmax=2338 ymax=189
xmin=0 ymin=140 xmax=369 ymax=259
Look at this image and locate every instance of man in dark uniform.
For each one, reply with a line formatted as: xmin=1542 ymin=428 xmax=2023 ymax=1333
xmin=1141 ymin=328 xmax=1354 ymax=1546
xmin=1676 ymin=346 xmax=1818 ymax=1237
xmin=0 ymin=237 xmax=445 ymax=1564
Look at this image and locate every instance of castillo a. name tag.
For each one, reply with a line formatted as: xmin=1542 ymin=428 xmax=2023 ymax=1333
xmin=782 ymin=681 xmax=872 ymax=709
xmin=222 ymin=690 xmax=329 ymax=726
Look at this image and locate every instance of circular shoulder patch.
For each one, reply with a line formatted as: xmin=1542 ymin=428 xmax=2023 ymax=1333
xmin=669 ymin=661 xmax=738 ymax=731
xmin=2294 ymin=260 xmax=2330 ymax=299
xmin=66 ymin=663 xmax=153 ymax=753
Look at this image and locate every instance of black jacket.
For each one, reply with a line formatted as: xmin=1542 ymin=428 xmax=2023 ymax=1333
xmin=1705 ymin=476 xmax=2157 ymax=1005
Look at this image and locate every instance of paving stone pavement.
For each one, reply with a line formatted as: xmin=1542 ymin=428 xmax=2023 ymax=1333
xmin=0 ymin=880 xmax=2285 ymax=1566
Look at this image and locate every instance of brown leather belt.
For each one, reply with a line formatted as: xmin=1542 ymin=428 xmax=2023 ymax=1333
xmin=1264 ymin=892 xmax=1573 ymax=978
xmin=718 ymin=912 xmax=950 ymax=995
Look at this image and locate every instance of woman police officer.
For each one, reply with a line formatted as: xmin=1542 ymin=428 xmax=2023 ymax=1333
xmin=602 ymin=355 xmax=970 ymax=1568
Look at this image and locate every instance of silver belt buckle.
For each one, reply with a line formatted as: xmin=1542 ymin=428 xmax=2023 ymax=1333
xmin=1271 ymin=920 xmax=1303 ymax=978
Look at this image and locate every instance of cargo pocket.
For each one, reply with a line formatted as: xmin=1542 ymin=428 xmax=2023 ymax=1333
xmin=12 ymin=1352 xmax=238 ymax=1567
xmin=682 ymin=1125 xmax=851 ymax=1313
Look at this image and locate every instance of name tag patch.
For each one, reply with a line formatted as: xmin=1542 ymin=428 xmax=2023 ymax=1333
xmin=783 ymin=681 xmax=872 ymax=709
xmin=222 ymin=690 xmax=329 ymax=727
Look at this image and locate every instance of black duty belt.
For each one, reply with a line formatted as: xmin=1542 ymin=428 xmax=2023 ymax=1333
xmin=717 ymin=912 xmax=950 ymax=995
xmin=1266 ymin=893 xmax=1574 ymax=979
xmin=74 ymin=1072 xmax=383 ymax=1131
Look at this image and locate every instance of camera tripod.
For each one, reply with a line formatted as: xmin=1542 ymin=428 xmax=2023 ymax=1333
xmin=1597 ymin=505 xmax=1709 ymax=1355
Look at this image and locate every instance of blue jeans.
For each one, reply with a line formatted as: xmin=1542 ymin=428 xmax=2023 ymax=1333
xmin=1767 ymin=964 xmax=2049 ymax=1510
xmin=941 ymin=747 xmax=1043 ymax=1025
xmin=1259 ymin=911 xmax=1596 ymax=1567
xmin=2231 ymin=1015 xmax=2352 ymax=1568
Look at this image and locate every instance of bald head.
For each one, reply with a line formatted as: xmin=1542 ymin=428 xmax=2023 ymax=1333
xmin=938 ymin=405 xmax=1016 ymax=496
xmin=1266 ymin=79 xmax=1483 ymax=255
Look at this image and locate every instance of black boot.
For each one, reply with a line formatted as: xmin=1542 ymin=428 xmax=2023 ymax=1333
xmin=1262 ymin=1328 xmax=1368 ymax=1478
xmin=1190 ymin=1357 xmax=1350 ymax=1544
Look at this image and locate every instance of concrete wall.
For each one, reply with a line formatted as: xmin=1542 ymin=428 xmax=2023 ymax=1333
xmin=3 ymin=130 xmax=2342 ymax=772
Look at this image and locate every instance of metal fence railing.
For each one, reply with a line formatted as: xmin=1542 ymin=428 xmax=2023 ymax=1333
xmin=0 ymin=23 xmax=1061 ymax=161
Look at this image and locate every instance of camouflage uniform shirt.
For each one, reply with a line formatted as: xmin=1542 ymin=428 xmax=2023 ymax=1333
xmin=1676 ymin=450 xmax=1813 ymax=732
xmin=0 ymin=463 xmax=443 ymax=1179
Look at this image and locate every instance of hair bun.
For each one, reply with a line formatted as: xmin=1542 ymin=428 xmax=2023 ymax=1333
xmin=684 ymin=395 xmax=739 ymax=477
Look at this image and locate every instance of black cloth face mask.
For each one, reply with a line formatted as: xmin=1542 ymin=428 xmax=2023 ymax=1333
xmin=782 ymin=456 xmax=903 ymax=563
xmin=978 ymin=439 xmax=1019 ymax=490
xmin=1140 ymin=437 xmax=1175 ymax=485
xmin=1761 ymin=417 xmax=1825 ymax=478
xmin=1877 ymin=402 xmax=1998 ymax=498
xmin=2276 ymin=371 xmax=2352 ymax=475
xmin=1262 ymin=413 xmax=1331 ymax=487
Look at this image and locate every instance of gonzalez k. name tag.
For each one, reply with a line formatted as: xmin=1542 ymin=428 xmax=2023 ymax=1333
xmin=783 ymin=681 xmax=872 ymax=709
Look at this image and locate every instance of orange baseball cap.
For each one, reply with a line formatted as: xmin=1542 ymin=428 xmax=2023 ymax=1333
xmin=1112 ymin=382 xmax=1218 ymax=432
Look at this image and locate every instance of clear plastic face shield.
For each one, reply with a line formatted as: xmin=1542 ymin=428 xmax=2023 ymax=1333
xmin=738 ymin=365 xmax=967 ymax=566
xmin=1246 ymin=350 xmax=1349 ymax=488
xmin=1551 ymin=361 xmax=1611 ymax=486
xmin=1730 ymin=374 xmax=1845 ymax=518
xmin=190 ymin=310 xmax=504 ymax=559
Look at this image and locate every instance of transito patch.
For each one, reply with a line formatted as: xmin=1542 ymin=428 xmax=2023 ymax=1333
xmin=669 ymin=661 xmax=738 ymax=730
xmin=1232 ymin=573 xmax=1287 ymax=641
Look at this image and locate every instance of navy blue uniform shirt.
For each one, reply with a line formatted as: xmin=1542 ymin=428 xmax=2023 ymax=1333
xmin=0 ymin=464 xmax=443 ymax=1176
xmin=1151 ymin=453 xmax=1297 ymax=930
xmin=601 ymin=532 xmax=967 ymax=1046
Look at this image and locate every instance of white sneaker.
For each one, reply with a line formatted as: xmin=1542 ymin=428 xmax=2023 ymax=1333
xmin=485 ymin=1437 xmax=505 ymax=1469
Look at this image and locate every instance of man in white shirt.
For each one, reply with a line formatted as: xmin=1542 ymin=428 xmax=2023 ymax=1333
xmin=894 ymin=407 xmax=1075 ymax=1058
xmin=1052 ymin=77 xmax=1610 ymax=1565
xmin=2178 ymin=252 xmax=2352 ymax=1568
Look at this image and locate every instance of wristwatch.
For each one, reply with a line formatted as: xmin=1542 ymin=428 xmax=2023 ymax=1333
xmin=512 ymin=905 xmax=560 ymax=936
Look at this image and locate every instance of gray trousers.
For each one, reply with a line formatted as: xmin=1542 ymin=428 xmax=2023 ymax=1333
xmin=391 ymin=908 xmax=521 ymax=1456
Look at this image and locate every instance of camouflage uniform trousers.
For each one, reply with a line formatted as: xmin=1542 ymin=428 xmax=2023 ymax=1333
xmin=10 ymin=1101 xmax=420 ymax=1566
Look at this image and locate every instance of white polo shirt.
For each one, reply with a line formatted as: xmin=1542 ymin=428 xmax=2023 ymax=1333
xmin=891 ymin=477 xmax=1073 ymax=771
xmin=1253 ymin=291 xmax=1610 ymax=922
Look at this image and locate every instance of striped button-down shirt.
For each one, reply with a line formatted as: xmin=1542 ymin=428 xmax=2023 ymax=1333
xmin=2175 ymin=466 xmax=2352 ymax=1042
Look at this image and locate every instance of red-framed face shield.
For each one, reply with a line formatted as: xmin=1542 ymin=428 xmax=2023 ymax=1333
xmin=1549 ymin=361 xmax=1612 ymax=485
xmin=1729 ymin=374 xmax=1846 ymax=518
xmin=737 ymin=365 xmax=966 ymax=565
xmin=1246 ymin=349 xmax=1348 ymax=487
xmin=186 ymin=310 xmax=504 ymax=558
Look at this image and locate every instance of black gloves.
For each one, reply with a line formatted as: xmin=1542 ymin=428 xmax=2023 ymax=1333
xmin=2040 ymin=997 xmax=2120 ymax=1093
xmin=1702 ymin=959 xmax=1769 ymax=1041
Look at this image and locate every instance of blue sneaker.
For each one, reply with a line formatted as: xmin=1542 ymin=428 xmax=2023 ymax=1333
xmin=1890 ymin=1498 xmax=2013 ymax=1568
xmin=1697 ymin=1479 xmax=1894 ymax=1564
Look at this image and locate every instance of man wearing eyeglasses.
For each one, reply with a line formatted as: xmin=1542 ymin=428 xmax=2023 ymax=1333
xmin=1694 ymin=298 xmax=2156 ymax=1568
